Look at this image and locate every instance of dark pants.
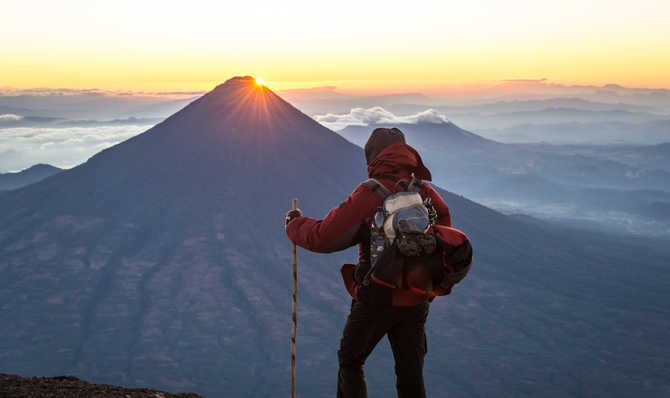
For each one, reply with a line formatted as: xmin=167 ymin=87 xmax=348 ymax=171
xmin=337 ymin=300 xmax=429 ymax=398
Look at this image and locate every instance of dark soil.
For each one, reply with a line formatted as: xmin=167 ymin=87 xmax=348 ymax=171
xmin=0 ymin=374 xmax=202 ymax=398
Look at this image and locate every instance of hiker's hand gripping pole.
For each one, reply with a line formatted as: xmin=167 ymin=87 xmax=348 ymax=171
xmin=291 ymin=198 xmax=298 ymax=398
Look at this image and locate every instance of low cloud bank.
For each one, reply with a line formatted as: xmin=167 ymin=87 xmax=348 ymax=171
xmin=0 ymin=114 xmax=23 ymax=121
xmin=0 ymin=124 xmax=151 ymax=172
xmin=314 ymin=106 xmax=449 ymax=130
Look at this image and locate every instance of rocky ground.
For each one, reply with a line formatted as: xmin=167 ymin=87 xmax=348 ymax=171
xmin=0 ymin=374 xmax=202 ymax=398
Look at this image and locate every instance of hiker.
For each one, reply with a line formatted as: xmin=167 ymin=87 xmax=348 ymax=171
xmin=285 ymin=127 xmax=454 ymax=398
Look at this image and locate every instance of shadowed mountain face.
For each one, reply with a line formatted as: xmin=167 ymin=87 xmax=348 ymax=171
xmin=1 ymin=77 xmax=670 ymax=398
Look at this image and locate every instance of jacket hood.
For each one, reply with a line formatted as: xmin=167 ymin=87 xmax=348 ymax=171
xmin=364 ymin=127 xmax=406 ymax=164
xmin=367 ymin=142 xmax=432 ymax=181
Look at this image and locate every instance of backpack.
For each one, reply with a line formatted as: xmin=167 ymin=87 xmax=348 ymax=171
xmin=355 ymin=177 xmax=473 ymax=304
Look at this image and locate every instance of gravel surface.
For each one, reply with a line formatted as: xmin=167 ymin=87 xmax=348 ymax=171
xmin=0 ymin=374 xmax=202 ymax=398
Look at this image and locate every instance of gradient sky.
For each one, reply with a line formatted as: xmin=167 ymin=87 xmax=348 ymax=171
xmin=3 ymin=0 xmax=670 ymax=92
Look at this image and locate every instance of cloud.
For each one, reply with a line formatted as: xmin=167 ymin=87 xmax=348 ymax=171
xmin=280 ymin=86 xmax=338 ymax=94
xmin=501 ymin=78 xmax=548 ymax=83
xmin=0 ymin=124 xmax=151 ymax=171
xmin=0 ymin=87 xmax=203 ymax=98
xmin=0 ymin=88 xmax=105 ymax=97
xmin=0 ymin=114 xmax=23 ymax=121
xmin=0 ymin=88 xmax=198 ymax=121
xmin=313 ymin=106 xmax=449 ymax=130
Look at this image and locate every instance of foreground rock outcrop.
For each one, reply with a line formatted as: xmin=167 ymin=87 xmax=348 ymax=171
xmin=0 ymin=374 xmax=201 ymax=398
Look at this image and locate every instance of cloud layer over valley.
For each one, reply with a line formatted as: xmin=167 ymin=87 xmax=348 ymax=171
xmin=314 ymin=107 xmax=449 ymax=130
xmin=0 ymin=88 xmax=197 ymax=172
xmin=0 ymin=114 xmax=23 ymax=121
xmin=0 ymin=124 xmax=150 ymax=172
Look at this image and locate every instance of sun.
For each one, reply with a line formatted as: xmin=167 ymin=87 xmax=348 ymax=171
xmin=255 ymin=77 xmax=265 ymax=86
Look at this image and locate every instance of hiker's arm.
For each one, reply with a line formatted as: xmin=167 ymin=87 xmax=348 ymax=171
xmin=286 ymin=185 xmax=378 ymax=253
xmin=425 ymin=184 xmax=452 ymax=227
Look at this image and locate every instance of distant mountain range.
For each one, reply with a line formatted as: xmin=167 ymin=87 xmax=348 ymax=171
xmin=281 ymin=83 xmax=670 ymax=117
xmin=339 ymin=122 xmax=670 ymax=192
xmin=0 ymin=115 xmax=162 ymax=128
xmin=339 ymin=122 xmax=670 ymax=236
xmin=0 ymin=164 xmax=61 ymax=191
xmin=339 ymin=120 xmax=498 ymax=152
xmin=0 ymin=92 xmax=196 ymax=120
xmin=278 ymin=85 xmax=670 ymax=145
xmin=523 ymin=142 xmax=670 ymax=172
xmin=448 ymin=107 xmax=669 ymax=129
xmin=1 ymin=77 xmax=669 ymax=398
xmin=475 ymin=119 xmax=670 ymax=145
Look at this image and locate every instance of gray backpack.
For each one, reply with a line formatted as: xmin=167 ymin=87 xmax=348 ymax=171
xmin=361 ymin=178 xmax=438 ymax=289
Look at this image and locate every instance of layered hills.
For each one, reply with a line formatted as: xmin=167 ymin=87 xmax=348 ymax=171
xmin=0 ymin=164 xmax=61 ymax=191
xmin=340 ymin=122 xmax=670 ymax=236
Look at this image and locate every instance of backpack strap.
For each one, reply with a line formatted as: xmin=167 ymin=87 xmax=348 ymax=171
xmin=370 ymin=173 xmax=399 ymax=182
xmin=370 ymin=173 xmax=415 ymax=191
xmin=362 ymin=178 xmax=392 ymax=200
xmin=407 ymin=176 xmax=424 ymax=193
xmin=365 ymin=176 xmax=423 ymax=197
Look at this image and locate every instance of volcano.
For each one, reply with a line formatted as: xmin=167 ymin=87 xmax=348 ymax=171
xmin=0 ymin=76 xmax=367 ymax=397
xmin=1 ymin=77 xmax=669 ymax=398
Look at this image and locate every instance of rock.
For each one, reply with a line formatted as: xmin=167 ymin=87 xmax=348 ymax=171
xmin=0 ymin=373 xmax=202 ymax=398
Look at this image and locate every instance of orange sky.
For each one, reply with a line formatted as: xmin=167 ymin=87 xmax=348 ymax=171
xmin=3 ymin=0 xmax=670 ymax=93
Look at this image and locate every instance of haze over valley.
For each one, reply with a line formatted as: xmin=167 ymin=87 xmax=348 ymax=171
xmin=5 ymin=81 xmax=667 ymax=236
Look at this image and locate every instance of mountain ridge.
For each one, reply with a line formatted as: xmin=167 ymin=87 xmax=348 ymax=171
xmin=0 ymin=163 xmax=61 ymax=191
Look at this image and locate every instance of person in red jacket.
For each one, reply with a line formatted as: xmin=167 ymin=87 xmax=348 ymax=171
xmin=285 ymin=127 xmax=452 ymax=398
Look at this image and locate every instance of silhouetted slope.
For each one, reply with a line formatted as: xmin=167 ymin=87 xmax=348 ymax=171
xmin=0 ymin=164 xmax=61 ymax=191
xmin=1 ymin=77 xmax=669 ymax=398
xmin=339 ymin=121 xmax=499 ymax=151
xmin=421 ymin=187 xmax=670 ymax=398
xmin=340 ymin=121 xmax=670 ymax=193
xmin=340 ymin=121 xmax=670 ymax=236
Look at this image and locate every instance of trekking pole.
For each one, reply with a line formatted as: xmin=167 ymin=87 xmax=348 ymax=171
xmin=291 ymin=198 xmax=298 ymax=398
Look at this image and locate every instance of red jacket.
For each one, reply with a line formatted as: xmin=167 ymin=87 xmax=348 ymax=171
xmin=286 ymin=142 xmax=452 ymax=306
